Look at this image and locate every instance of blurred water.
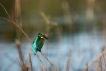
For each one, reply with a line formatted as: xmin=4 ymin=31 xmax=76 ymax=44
xmin=0 ymin=31 xmax=105 ymax=71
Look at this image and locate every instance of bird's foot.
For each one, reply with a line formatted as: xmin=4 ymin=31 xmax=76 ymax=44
xmin=38 ymin=50 xmax=41 ymax=52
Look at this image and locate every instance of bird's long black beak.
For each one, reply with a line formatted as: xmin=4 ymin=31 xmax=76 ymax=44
xmin=43 ymin=35 xmax=48 ymax=40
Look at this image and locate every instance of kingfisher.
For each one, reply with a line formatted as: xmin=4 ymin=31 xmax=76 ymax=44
xmin=32 ymin=33 xmax=48 ymax=55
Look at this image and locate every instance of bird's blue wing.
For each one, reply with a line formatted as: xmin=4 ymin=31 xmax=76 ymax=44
xmin=36 ymin=38 xmax=44 ymax=52
xmin=32 ymin=43 xmax=37 ymax=55
xmin=32 ymin=37 xmax=38 ymax=55
xmin=32 ymin=36 xmax=44 ymax=54
xmin=33 ymin=37 xmax=38 ymax=44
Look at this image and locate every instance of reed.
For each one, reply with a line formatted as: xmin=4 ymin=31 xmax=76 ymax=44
xmin=16 ymin=40 xmax=28 ymax=71
xmin=82 ymin=50 xmax=106 ymax=71
xmin=66 ymin=56 xmax=70 ymax=71
xmin=86 ymin=61 xmax=88 ymax=71
xmin=102 ymin=51 xmax=106 ymax=70
xmin=28 ymin=52 xmax=33 ymax=71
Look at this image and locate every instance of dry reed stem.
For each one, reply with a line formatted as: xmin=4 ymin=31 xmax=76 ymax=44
xmin=102 ymin=51 xmax=106 ymax=70
xmin=51 ymin=21 xmax=61 ymax=41
xmin=17 ymin=58 xmax=28 ymax=71
xmin=17 ymin=58 xmax=23 ymax=71
xmin=82 ymin=50 xmax=106 ymax=71
xmin=14 ymin=0 xmax=22 ymax=40
xmin=16 ymin=40 xmax=28 ymax=71
xmin=86 ymin=61 xmax=88 ymax=71
xmin=99 ymin=59 xmax=102 ymax=71
xmin=86 ymin=0 xmax=95 ymax=21
xmin=0 ymin=3 xmax=12 ymax=20
xmin=61 ymin=1 xmax=72 ymax=24
xmin=40 ymin=11 xmax=50 ymax=25
xmin=40 ymin=11 xmax=50 ymax=37
xmin=40 ymin=64 xmax=43 ymax=71
xmin=36 ymin=54 xmax=48 ymax=71
xmin=94 ymin=62 xmax=98 ymax=71
xmin=28 ymin=52 xmax=33 ymax=71
xmin=41 ymin=51 xmax=58 ymax=71
xmin=66 ymin=56 xmax=70 ymax=71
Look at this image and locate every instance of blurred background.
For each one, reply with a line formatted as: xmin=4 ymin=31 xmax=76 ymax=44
xmin=0 ymin=0 xmax=106 ymax=71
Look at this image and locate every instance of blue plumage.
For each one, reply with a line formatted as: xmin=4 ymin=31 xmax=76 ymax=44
xmin=32 ymin=33 xmax=48 ymax=55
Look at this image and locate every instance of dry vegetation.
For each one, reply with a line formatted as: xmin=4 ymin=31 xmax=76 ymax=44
xmin=0 ymin=0 xmax=106 ymax=71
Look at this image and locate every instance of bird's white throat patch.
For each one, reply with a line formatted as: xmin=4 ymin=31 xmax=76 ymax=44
xmin=41 ymin=37 xmax=44 ymax=38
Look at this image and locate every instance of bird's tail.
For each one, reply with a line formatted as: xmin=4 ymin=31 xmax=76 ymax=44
xmin=32 ymin=47 xmax=37 ymax=55
xmin=33 ymin=49 xmax=37 ymax=55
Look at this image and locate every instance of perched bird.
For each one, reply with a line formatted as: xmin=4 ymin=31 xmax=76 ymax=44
xmin=32 ymin=33 xmax=48 ymax=55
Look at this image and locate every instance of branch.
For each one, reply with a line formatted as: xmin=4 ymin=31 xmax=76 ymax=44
xmin=36 ymin=54 xmax=48 ymax=71
xmin=40 ymin=51 xmax=58 ymax=71
xmin=82 ymin=50 xmax=106 ymax=71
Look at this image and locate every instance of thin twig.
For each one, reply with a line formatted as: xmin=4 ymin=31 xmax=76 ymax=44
xmin=99 ymin=59 xmax=102 ymax=71
xmin=102 ymin=51 xmax=106 ymax=69
xmin=66 ymin=56 xmax=70 ymax=71
xmin=40 ymin=51 xmax=58 ymax=71
xmin=0 ymin=17 xmax=32 ymax=43
xmin=17 ymin=58 xmax=28 ymax=71
xmin=28 ymin=52 xmax=33 ymax=71
xmin=40 ymin=11 xmax=50 ymax=25
xmin=82 ymin=50 xmax=106 ymax=71
xmin=0 ymin=3 xmax=12 ymax=20
xmin=86 ymin=61 xmax=88 ymax=71
xmin=40 ymin=11 xmax=50 ymax=37
xmin=40 ymin=64 xmax=43 ymax=71
xmin=17 ymin=58 xmax=23 ymax=70
xmin=36 ymin=54 xmax=48 ymax=71
xmin=61 ymin=1 xmax=72 ymax=24
xmin=16 ymin=40 xmax=28 ymax=71
xmin=14 ymin=0 xmax=22 ymax=40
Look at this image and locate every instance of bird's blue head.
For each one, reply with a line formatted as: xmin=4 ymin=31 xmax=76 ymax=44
xmin=38 ymin=32 xmax=48 ymax=40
